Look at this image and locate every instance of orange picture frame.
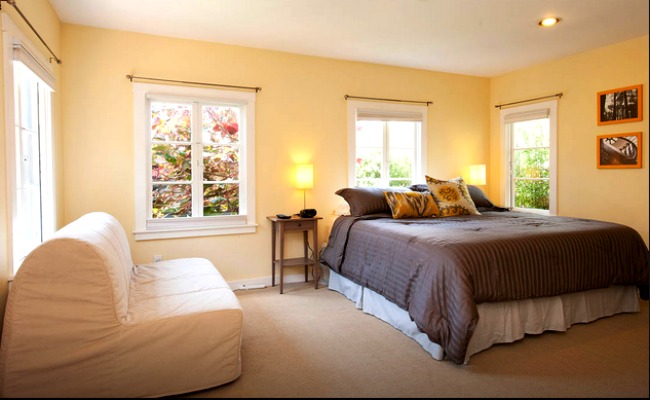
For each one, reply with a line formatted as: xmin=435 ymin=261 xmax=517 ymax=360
xmin=597 ymin=84 xmax=643 ymax=125
xmin=596 ymin=132 xmax=642 ymax=169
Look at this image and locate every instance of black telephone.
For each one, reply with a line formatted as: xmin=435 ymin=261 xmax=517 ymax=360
xmin=299 ymin=209 xmax=317 ymax=218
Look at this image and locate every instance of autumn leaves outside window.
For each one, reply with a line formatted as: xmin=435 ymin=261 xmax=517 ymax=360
xmin=150 ymin=101 xmax=241 ymax=218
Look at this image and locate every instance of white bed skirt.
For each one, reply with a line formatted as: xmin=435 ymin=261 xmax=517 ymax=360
xmin=327 ymin=269 xmax=640 ymax=364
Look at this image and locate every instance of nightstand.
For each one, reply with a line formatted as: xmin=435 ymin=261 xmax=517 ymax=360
xmin=267 ymin=215 xmax=322 ymax=294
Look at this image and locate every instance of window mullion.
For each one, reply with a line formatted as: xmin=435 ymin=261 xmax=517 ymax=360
xmin=36 ymin=83 xmax=44 ymax=241
xmin=506 ymin=123 xmax=514 ymax=208
xmin=382 ymin=122 xmax=389 ymax=186
xmin=37 ymin=84 xmax=54 ymax=238
xmin=146 ymin=99 xmax=157 ymax=220
xmin=192 ymin=102 xmax=203 ymax=217
xmin=412 ymin=123 xmax=418 ymax=181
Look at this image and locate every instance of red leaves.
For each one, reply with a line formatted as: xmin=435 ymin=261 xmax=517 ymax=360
xmin=212 ymin=121 xmax=239 ymax=135
xmin=226 ymin=122 xmax=238 ymax=134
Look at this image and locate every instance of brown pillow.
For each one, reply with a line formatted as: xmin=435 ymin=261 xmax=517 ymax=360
xmin=466 ymin=185 xmax=495 ymax=209
xmin=335 ymin=187 xmax=407 ymax=216
xmin=384 ymin=191 xmax=439 ymax=219
xmin=408 ymin=183 xmax=429 ymax=193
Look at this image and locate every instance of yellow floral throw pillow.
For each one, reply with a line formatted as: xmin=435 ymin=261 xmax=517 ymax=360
xmin=425 ymin=176 xmax=481 ymax=217
xmin=383 ymin=191 xmax=439 ymax=219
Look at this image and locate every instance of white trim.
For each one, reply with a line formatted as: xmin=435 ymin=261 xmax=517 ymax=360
xmin=37 ymin=78 xmax=56 ymax=238
xmin=228 ymin=270 xmax=320 ymax=291
xmin=134 ymin=223 xmax=258 ymax=241
xmin=3 ymin=13 xmax=57 ymax=277
xmin=13 ymin=44 xmax=55 ymax=89
xmin=500 ymin=99 xmax=557 ymax=215
xmin=133 ymin=82 xmax=256 ymax=241
xmin=2 ymin=14 xmax=55 ymax=90
xmin=3 ymin=17 xmax=18 ymax=277
xmin=503 ymin=108 xmax=549 ymax=124
xmin=347 ymin=100 xmax=427 ymax=187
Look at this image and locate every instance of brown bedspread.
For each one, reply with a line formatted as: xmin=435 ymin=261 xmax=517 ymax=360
xmin=320 ymin=211 xmax=649 ymax=364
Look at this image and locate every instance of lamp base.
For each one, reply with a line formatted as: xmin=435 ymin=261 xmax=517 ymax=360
xmin=299 ymin=209 xmax=317 ymax=218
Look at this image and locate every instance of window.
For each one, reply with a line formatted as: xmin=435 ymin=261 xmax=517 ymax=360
xmin=500 ymin=100 xmax=557 ymax=214
xmin=347 ymin=101 xmax=427 ymax=187
xmin=133 ymin=83 xmax=256 ymax=240
xmin=2 ymin=14 xmax=56 ymax=276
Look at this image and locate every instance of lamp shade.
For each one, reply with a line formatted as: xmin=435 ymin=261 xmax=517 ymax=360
xmin=468 ymin=164 xmax=486 ymax=186
xmin=295 ymin=164 xmax=314 ymax=189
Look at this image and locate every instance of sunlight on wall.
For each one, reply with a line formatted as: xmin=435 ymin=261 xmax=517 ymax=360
xmin=59 ymin=24 xmax=489 ymax=284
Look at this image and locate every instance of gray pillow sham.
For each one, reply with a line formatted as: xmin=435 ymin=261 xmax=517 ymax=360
xmin=336 ymin=187 xmax=408 ymax=216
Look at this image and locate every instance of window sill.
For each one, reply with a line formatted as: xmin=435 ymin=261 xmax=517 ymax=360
xmin=512 ymin=207 xmax=551 ymax=216
xmin=134 ymin=223 xmax=257 ymax=241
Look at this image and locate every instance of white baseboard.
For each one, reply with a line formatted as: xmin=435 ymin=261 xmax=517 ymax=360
xmin=229 ymin=266 xmax=330 ymax=291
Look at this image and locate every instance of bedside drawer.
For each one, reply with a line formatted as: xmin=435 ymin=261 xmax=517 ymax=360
xmin=281 ymin=219 xmax=315 ymax=231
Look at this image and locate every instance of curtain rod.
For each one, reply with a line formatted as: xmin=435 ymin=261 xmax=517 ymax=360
xmin=345 ymin=94 xmax=432 ymax=106
xmin=494 ymin=92 xmax=563 ymax=109
xmin=126 ymin=74 xmax=262 ymax=92
xmin=0 ymin=0 xmax=62 ymax=64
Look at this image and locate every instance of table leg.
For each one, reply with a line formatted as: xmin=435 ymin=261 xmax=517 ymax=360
xmin=313 ymin=221 xmax=319 ymax=289
xmin=271 ymin=222 xmax=276 ymax=287
xmin=303 ymin=230 xmax=309 ymax=282
xmin=279 ymin=224 xmax=284 ymax=294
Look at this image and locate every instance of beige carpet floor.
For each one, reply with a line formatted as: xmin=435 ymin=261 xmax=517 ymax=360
xmin=184 ymin=282 xmax=649 ymax=398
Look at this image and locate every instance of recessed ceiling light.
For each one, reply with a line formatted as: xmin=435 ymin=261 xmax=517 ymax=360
xmin=538 ymin=17 xmax=561 ymax=27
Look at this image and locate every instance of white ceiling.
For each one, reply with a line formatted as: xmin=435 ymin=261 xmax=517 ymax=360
xmin=49 ymin=0 xmax=649 ymax=77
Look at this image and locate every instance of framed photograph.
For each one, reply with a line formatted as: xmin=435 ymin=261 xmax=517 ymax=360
xmin=597 ymin=132 xmax=642 ymax=169
xmin=597 ymin=84 xmax=642 ymax=125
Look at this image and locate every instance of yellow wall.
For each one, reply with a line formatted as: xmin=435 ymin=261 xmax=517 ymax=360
xmin=0 ymin=0 xmax=62 ymax=326
xmin=1 ymin=1 xmax=647 ymax=305
xmin=490 ymin=35 xmax=649 ymax=245
xmin=59 ymin=24 xmax=489 ymax=284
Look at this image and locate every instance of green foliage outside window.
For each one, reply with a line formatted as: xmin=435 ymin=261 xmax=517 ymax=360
xmin=388 ymin=154 xmax=412 ymax=187
xmin=355 ymin=119 xmax=417 ymax=187
xmin=512 ymin=119 xmax=550 ymax=210
xmin=355 ymin=154 xmax=413 ymax=187
xmin=152 ymin=184 xmax=192 ymax=218
xmin=203 ymin=184 xmax=239 ymax=215
xmin=514 ymin=179 xmax=549 ymax=210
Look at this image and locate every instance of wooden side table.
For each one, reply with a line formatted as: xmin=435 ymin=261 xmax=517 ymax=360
xmin=267 ymin=216 xmax=322 ymax=294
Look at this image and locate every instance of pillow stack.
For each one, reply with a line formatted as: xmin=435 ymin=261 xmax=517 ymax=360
xmin=335 ymin=176 xmax=486 ymax=219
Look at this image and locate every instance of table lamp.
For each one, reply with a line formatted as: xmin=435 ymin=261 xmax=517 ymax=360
xmin=468 ymin=164 xmax=486 ymax=186
xmin=295 ymin=164 xmax=316 ymax=218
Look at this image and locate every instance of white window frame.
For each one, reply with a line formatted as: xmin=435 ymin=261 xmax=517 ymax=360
xmin=347 ymin=100 xmax=427 ymax=187
xmin=500 ymin=99 xmax=557 ymax=215
xmin=2 ymin=13 xmax=57 ymax=277
xmin=133 ymin=83 xmax=256 ymax=240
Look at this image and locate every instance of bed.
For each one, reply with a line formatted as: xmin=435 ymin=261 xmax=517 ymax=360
xmin=319 ymin=182 xmax=649 ymax=365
